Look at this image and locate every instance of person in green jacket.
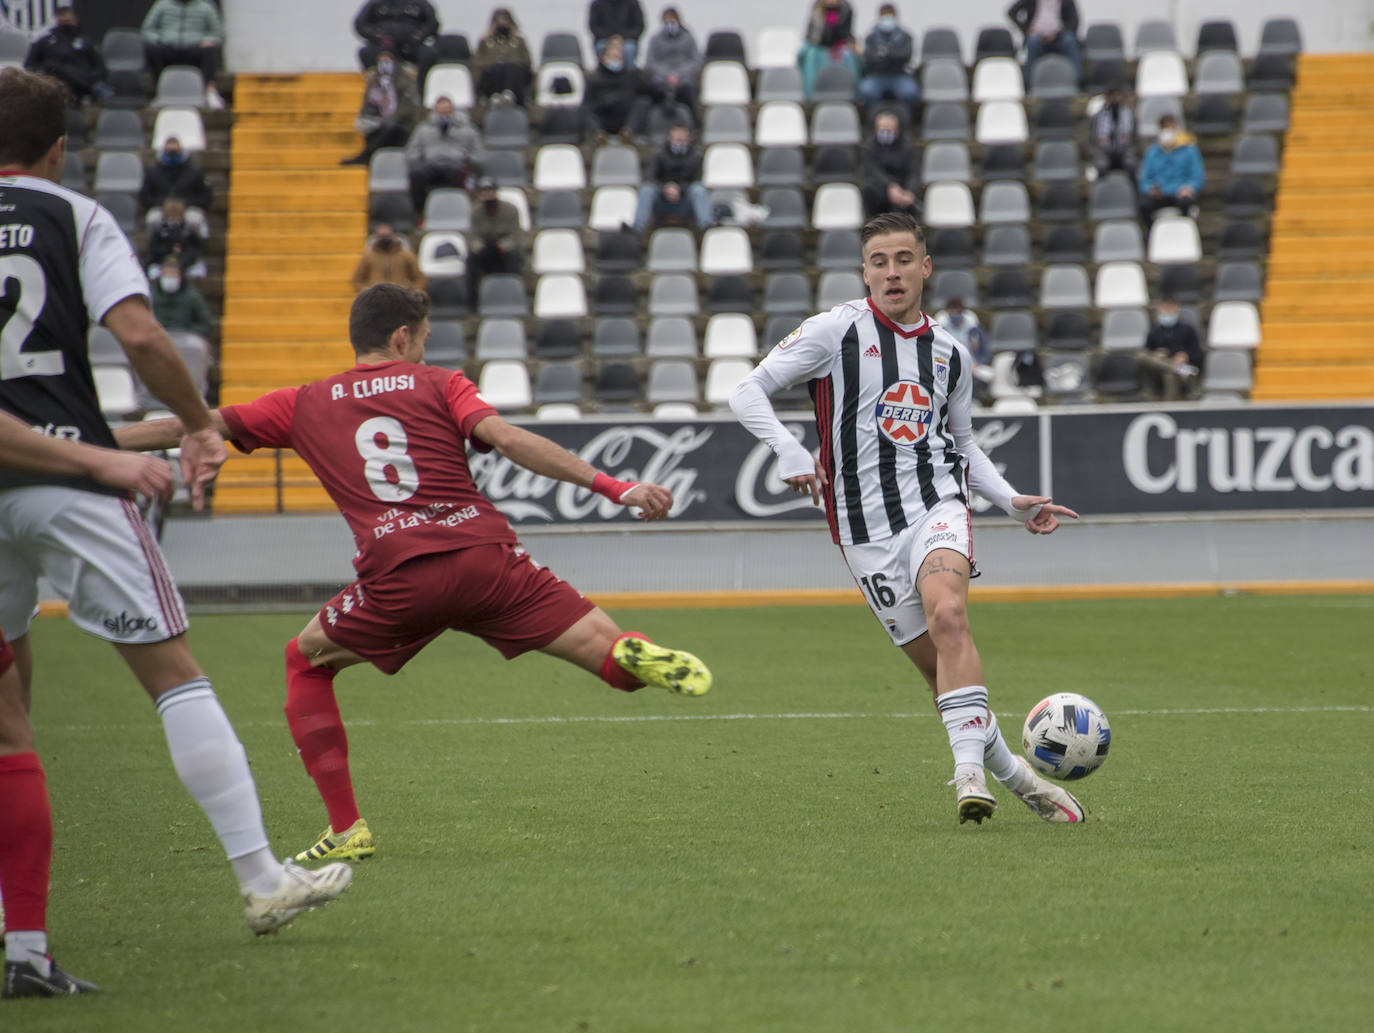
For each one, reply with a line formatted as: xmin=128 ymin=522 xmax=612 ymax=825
xmin=141 ymin=0 xmax=226 ymax=109
xmin=150 ymin=257 xmax=214 ymax=340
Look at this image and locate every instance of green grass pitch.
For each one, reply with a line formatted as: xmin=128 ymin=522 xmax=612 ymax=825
xmin=10 ymin=595 xmax=1374 ymax=1032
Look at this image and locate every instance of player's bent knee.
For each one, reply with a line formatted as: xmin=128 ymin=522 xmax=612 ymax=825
xmin=925 ymin=599 xmax=969 ymax=645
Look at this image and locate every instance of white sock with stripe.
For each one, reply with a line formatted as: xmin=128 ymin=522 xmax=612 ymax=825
xmin=156 ymin=679 xmax=283 ymax=896
xmin=937 ymin=685 xmax=990 ymax=780
xmin=984 ymin=711 xmax=1034 ymax=793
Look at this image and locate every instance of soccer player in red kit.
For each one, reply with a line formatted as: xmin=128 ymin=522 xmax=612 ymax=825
xmin=119 ymin=283 xmax=712 ymax=863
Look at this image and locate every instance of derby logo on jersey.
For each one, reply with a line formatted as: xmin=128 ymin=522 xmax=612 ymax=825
xmin=777 ymin=326 xmax=803 ymax=350
xmin=874 ymin=380 xmax=932 ymax=445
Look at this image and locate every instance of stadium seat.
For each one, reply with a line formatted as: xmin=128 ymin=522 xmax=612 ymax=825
xmin=93 ymin=151 xmax=142 ymax=193
xmin=985 ymin=269 xmax=1029 ymax=309
xmin=1159 ymin=264 xmax=1203 ymax=304
xmin=704 ymin=30 xmax=747 ymax=63
xmin=921 ymin=103 xmax=970 ymax=142
xmin=921 ymin=27 xmax=963 ymax=63
xmin=152 ymin=66 xmax=204 ymax=108
xmin=425 ymin=321 xmax=467 ymax=367
xmin=590 ymin=275 xmax=638 ymax=315
xmin=812 ymin=64 xmax=858 ymax=103
xmin=1085 ymin=57 xmax=1127 ymax=91
xmin=1042 ymin=355 xmax=1092 ymax=402
xmin=539 ymin=31 xmax=583 ymax=65
xmin=94 ymin=109 xmax=145 ymax=151
xmin=1194 ymin=51 xmax=1244 ymax=96
xmin=702 ymin=143 xmax=755 ymax=190
xmin=1192 ymin=94 xmax=1238 ymax=136
xmin=417 ymin=232 xmax=468 ymax=277
xmin=981 ymin=225 xmax=1031 ymax=267
xmin=647 ymin=360 xmax=700 ymax=403
xmin=704 ymin=358 xmax=755 ymax=407
xmin=60 ymin=152 xmax=86 ymax=192
xmin=1135 ymin=51 xmax=1187 ymax=98
xmin=534 ymin=319 xmax=582 ymax=359
xmin=921 ymin=142 xmax=972 ymax=184
xmin=152 ymin=108 xmax=205 ymax=152
xmin=533 ymin=362 xmax=584 ymax=406
xmin=592 ymin=317 xmax=641 ymax=356
xmin=810 ymin=103 xmax=861 ymax=146
xmin=1094 ymin=262 xmax=1149 ymax=308
xmin=94 ymin=366 xmax=139 ymax=419
xmin=1046 ymin=310 xmax=1093 ymax=352
xmin=476 ymin=361 xmax=532 ymax=411
xmin=531 ymin=229 xmax=586 ymax=275
xmin=1084 ymin=23 xmax=1126 ymax=62
xmin=591 ymin=144 xmax=640 ymax=187
xmin=594 ymin=362 xmax=641 ymax=406
xmin=979 ymin=181 xmax=1030 ymax=225
xmin=699 ymin=226 xmax=753 ymax=275
xmin=759 ymin=229 xmax=804 ymax=271
xmin=477 ymin=274 xmax=528 ymax=317
xmin=1093 ymin=220 xmax=1145 ymax=263
xmin=649 ymin=274 xmax=698 ymax=316
xmin=1248 ymin=53 xmax=1295 ymax=92
xmin=761 ymin=187 xmax=808 ymax=229
xmin=923 ymin=182 xmax=975 ymax=228
xmin=534 ymin=62 xmax=585 ymax=106
xmin=921 ymin=58 xmax=969 ymax=103
xmin=433 ymin=33 xmax=470 ymax=62
xmin=538 ymin=104 xmax=585 ymax=145
xmin=484 ymin=149 xmax=527 ymax=187
xmin=88 ymin=326 xmax=127 ymax=367
xmin=929 ymin=269 xmax=979 ymax=311
xmin=483 ymin=105 xmax=529 ymax=148
xmin=1089 ymin=174 xmax=1137 ymax=221
xmin=533 ymin=144 xmax=586 ymax=191
xmin=1194 ymin=20 xmax=1238 ymax=54
xmin=812 ymin=183 xmax=863 ymax=230
xmin=1038 ymin=181 xmax=1083 ymax=222
xmin=762 ymin=273 xmax=811 ymax=316
xmin=700 ymin=60 xmax=752 ymax=106
xmin=1207 ymin=302 xmax=1261 ymax=348
xmin=755 ymin=147 xmax=803 ymax=186
xmin=1136 ymin=96 xmax=1185 ymax=138
xmin=1222 ymin=178 xmax=1271 ymax=218
xmin=368 ymin=190 xmax=412 ymax=231
xmin=424 ymin=64 xmax=474 ymax=108
xmin=534 ymin=401 xmax=583 ymax=421
xmin=1100 ymin=308 xmax=1150 ymax=351
xmin=646 ymin=227 xmax=697 ymax=272
xmin=811 ymin=146 xmax=857 ymax=186
xmin=587 ymin=187 xmax=637 ymax=231
xmin=593 ymin=230 xmax=640 ymax=273
xmin=1029 ymin=54 xmax=1078 ymax=99
xmin=422 ymin=189 xmax=470 ymax=231
xmin=1031 ymin=98 xmax=1076 ymax=139
xmin=979 ymin=144 xmax=1025 ymax=182
xmin=1042 ymin=225 xmax=1088 ymax=263
xmin=702 ymin=105 xmax=752 ymax=146
xmin=1258 ymin=17 xmax=1303 ymax=57
xmin=1231 ymin=135 xmax=1280 ymax=176
xmin=1147 ymin=216 xmax=1202 ymax=264
xmin=703 ymin=313 xmax=759 ymax=358
xmin=974 ymin=101 xmax=1028 ymax=145
xmin=426 ymin=277 xmax=468 ymax=318
xmin=1133 ymin=20 xmax=1177 ymax=55
xmin=928 ymin=228 xmax=975 ymax=268
xmin=1094 ymin=352 xmax=1144 ymax=399
xmin=1201 ymin=350 xmax=1253 ymax=394
xmin=1033 ymin=140 xmax=1080 ymax=182
xmin=971 ymin=57 xmax=1023 ymax=102
xmin=1213 ymin=262 xmax=1264 ymax=303
xmin=755 ymin=26 xmax=802 ymax=68
xmin=974 ymin=27 xmax=1017 ymax=62
xmin=101 ymin=28 xmax=146 ymax=72
xmin=1242 ymin=93 xmax=1290 ymax=134
xmin=65 ymin=108 xmax=90 ymax=150
xmin=475 ymin=319 xmax=526 ymax=360
xmin=756 ymin=102 xmax=807 ymax=148
xmin=990 ymin=311 xmax=1037 ymax=353
xmin=1040 ymin=265 xmax=1092 ymax=309
xmin=367 ymin=148 xmax=409 ymax=192
xmin=817 ymin=229 xmax=862 ymax=270
xmin=647 ymin=317 xmax=697 ymax=357
xmin=707 ymin=275 xmax=754 ymax=314
xmin=817 ymin=271 xmax=864 ymax=309
xmin=756 ymin=66 xmax=805 ymax=103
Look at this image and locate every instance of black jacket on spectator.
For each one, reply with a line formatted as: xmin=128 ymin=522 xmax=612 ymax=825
xmin=354 ymin=1 xmax=439 ymax=48
xmin=1144 ymin=319 xmax=1204 ymax=370
xmin=648 ymin=140 xmax=703 ymax=186
xmin=589 ymin=0 xmax=645 ymax=43
xmin=861 ymin=129 xmax=920 ymax=212
xmin=147 ymin=219 xmax=205 ymax=271
xmin=862 ymin=24 xmax=913 ymax=76
xmin=1007 ymin=0 xmax=1080 ymax=38
xmin=585 ymin=63 xmax=662 ymax=133
xmin=25 ymin=23 xmax=107 ymax=99
xmin=139 ymin=157 xmax=214 ymax=212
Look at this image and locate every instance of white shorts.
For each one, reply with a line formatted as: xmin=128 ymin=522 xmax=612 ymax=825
xmin=840 ymin=498 xmax=975 ymax=647
xmin=0 ymin=486 xmax=188 ymax=644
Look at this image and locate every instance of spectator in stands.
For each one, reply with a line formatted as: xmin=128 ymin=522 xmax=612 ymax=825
xmin=139 ymin=135 xmax=214 ymax=213
xmin=341 ymin=49 xmax=422 ymax=165
xmin=858 ymin=4 xmax=918 ymax=111
xmin=146 ymin=197 xmax=208 ymax=280
xmin=1090 ymin=83 xmax=1136 ymax=179
xmin=643 ymin=7 xmax=701 ymax=126
xmin=353 ymin=0 xmax=439 ymax=83
xmin=141 ymin=0 xmax=226 ymax=110
xmin=861 ymin=109 xmax=920 ymax=219
xmin=585 ymin=35 xmax=663 ymax=143
xmin=472 ymin=8 xmax=532 ymax=108
xmin=798 ymin=0 xmax=861 ymax=102
xmin=1139 ymin=295 xmax=1203 ymax=401
xmin=466 ymin=177 xmax=524 ymax=301
xmin=634 ymin=122 xmax=711 ymax=231
xmin=589 ymin=0 xmax=646 ymax=66
xmin=935 ymin=297 xmax=994 ymax=405
xmin=24 ymin=1 xmax=113 ymax=105
xmin=150 ymin=256 xmax=214 ymax=340
xmin=1007 ymin=0 xmax=1081 ymax=91
xmin=405 ymin=95 xmax=485 ymax=215
xmin=351 ymin=223 xmax=426 ymax=293
xmin=1137 ymin=113 xmax=1204 ymax=228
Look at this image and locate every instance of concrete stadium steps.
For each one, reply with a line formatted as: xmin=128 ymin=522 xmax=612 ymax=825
xmin=220 ymin=72 xmax=368 ymax=512
xmin=1254 ymin=53 xmax=1374 ymax=402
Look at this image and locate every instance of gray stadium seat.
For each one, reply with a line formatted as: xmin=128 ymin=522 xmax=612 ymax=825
xmin=1214 ymin=262 xmax=1264 ymax=302
xmin=152 ymin=66 xmax=205 ymax=107
xmin=1100 ymin=308 xmax=1150 ymax=351
xmin=1046 ymin=311 xmax=1093 ymax=352
xmin=534 ymin=190 xmax=583 ymax=229
xmin=756 ymin=66 xmax=804 ymax=103
xmin=425 ymin=321 xmax=467 ymax=366
xmin=1093 ymin=220 xmax=1144 ymax=263
xmin=368 ymin=148 xmax=409 ymax=192
xmin=762 ymin=273 xmax=811 ymax=315
xmin=93 ymin=151 xmax=143 ymax=193
xmin=1194 ymin=51 xmax=1244 ymax=96
xmin=102 ymin=28 xmax=146 ymax=72
xmin=646 ymin=317 xmax=697 ymax=357
xmin=812 ymin=63 xmax=858 ymax=102
xmin=1242 ymin=93 xmax=1290 ymax=134
xmin=921 ymin=142 xmax=972 ymax=184
xmin=702 ymin=105 xmax=752 ymax=146
xmin=981 ymin=225 xmax=1032 ymax=266
xmin=921 ymin=27 xmax=963 ymax=63
xmin=761 ymin=187 xmax=807 ymax=229
xmin=1133 ymin=20 xmax=1176 ymax=55
xmin=533 ymin=362 xmax=584 ymax=405
xmin=816 ymin=229 xmax=862 ymax=270
xmin=1231 ymin=135 xmax=1280 ymax=176
xmin=756 ymin=147 xmax=804 ymax=186
xmin=475 ymin=319 xmax=527 ymax=360
xmin=1083 ymin=23 xmax=1125 ymax=62
xmin=649 ymin=274 xmax=699 ymax=316
xmin=483 ymin=105 xmax=530 ymax=149
xmin=1040 ymin=264 xmax=1092 ymax=309
xmin=646 ymin=228 xmax=697 ymax=272
xmin=647 ymin=360 xmax=699 ymax=403
xmin=592 ymin=318 xmax=641 ymax=356
xmin=928 ymin=269 xmax=979 ymax=311
xmin=990 ymin=311 xmax=1037 ymax=352
xmin=921 ymin=59 xmax=969 ymax=103
xmin=810 ymin=103 xmax=862 ymax=146
xmin=1029 ymin=54 xmax=1078 ymax=99
xmin=1089 ymin=174 xmax=1137 ymax=221
xmin=1202 ymin=350 xmax=1253 ymax=394
xmin=540 ymin=32 xmax=584 ymax=65
xmin=483 ymin=149 xmax=527 ymax=187
xmin=94 ymin=109 xmax=145 ymax=150
xmin=1033 ymin=140 xmax=1080 ymax=182
xmin=591 ymin=144 xmax=640 ymax=187
xmin=477 ymin=274 xmax=528 ymax=317
xmin=979 ymin=181 xmax=1030 ymax=225
xmin=1258 ymin=18 xmax=1302 ymax=57
xmin=1195 ymin=20 xmax=1238 ymax=54
xmin=423 ymin=188 xmax=471 ymax=231
xmin=921 ymin=103 xmax=970 ymax=142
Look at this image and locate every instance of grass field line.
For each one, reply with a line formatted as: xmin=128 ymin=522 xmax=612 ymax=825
xmin=46 ymin=704 xmax=1373 ymax=733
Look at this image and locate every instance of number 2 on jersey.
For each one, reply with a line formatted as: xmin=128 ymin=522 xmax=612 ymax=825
xmin=0 ymin=254 xmax=65 ymax=380
xmin=355 ymin=416 xmax=420 ymax=501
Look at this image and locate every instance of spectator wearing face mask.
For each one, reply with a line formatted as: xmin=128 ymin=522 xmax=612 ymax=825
xmin=140 ymin=0 xmax=227 ymax=109
xmin=1090 ymin=84 xmax=1136 ymax=180
xmin=1137 ymin=114 xmax=1204 ymax=229
xmin=341 ymin=49 xmax=423 ymax=165
xmin=585 ymin=35 xmax=664 ymax=143
xmin=858 ymin=4 xmax=918 ymax=111
xmin=643 ymin=7 xmax=701 ymax=125
xmin=633 ymin=123 xmax=711 ymax=231
xmin=466 ymin=178 xmax=525 ymax=301
xmin=799 ymin=0 xmax=861 ymax=102
xmin=473 ymin=8 xmax=532 ymax=107
xmin=146 ymin=197 xmax=209 ymax=280
xmin=404 ymin=96 xmax=486 ymax=215
xmin=351 ymin=224 xmax=426 ymax=293
xmin=24 ymin=1 xmax=113 ymax=105
xmin=353 ymin=0 xmax=440 ymax=83
xmin=1139 ymin=295 xmax=1203 ymax=401
xmin=861 ymin=110 xmax=920 ymax=218
xmin=139 ymin=136 xmax=214 ymax=213
xmin=935 ymin=296 xmax=994 ymax=405
xmin=150 ymin=257 xmax=214 ymax=339
xmin=589 ymin=0 xmax=646 ymax=67
xmin=1008 ymin=0 xmax=1081 ymax=92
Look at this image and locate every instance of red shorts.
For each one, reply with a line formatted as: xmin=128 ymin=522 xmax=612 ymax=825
xmin=318 ymin=543 xmax=595 ymax=674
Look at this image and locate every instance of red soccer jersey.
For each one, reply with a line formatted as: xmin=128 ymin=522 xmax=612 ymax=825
xmin=221 ymin=362 xmax=516 ymax=578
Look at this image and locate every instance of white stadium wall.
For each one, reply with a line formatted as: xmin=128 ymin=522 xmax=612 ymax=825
xmin=224 ymin=0 xmax=1373 ymax=73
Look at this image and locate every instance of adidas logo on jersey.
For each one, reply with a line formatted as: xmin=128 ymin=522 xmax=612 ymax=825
xmin=863 ymin=344 xmax=881 ymax=358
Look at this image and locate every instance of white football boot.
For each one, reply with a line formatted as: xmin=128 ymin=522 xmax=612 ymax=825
xmin=1010 ymin=756 xmax=1086 ymax=824
xmin=949 ymin=769 xmax=998 ymax=824
xmin=243 ymin=861 xmax=354 ymax=935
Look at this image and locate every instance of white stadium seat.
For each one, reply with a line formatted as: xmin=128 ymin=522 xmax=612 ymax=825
xmin=1094 ymin=261 xmax=1150 ymax=308
xmin=476 ymin=360 xmax=532 ymax=410
xmin=532 ymin=144 xmax=586 ymax=191
xmin=152 ymin=107 xmax=205 ymax=152
xmin=755 ymin=102 xmax=807 ymax=148
xmin=1147 ymin=216 xmax=1203 ymax=264
xmin=699 ymin=61 xmax=751 ymax=106
xmin=1207 ymin=302 xmax=1262 ymax=349
xmin=699 ymin=226 xmax=753 ymax=275
xmin=587 ymin=186 xmax=637 ymax=231
xmin=531 ymin=229 xmax=586 ymax=274
xmin=1135 ymin=51 xmax=1188 ymax=98
xmin=533 ymin=274 xmax=588 ymax=319
xmin=423 ymin=63 xmax=474 ymax=108
xmin=702 ymin=143 xmax=755 ymax=189
xmin=702 ymin=314 xmax=759 ymax=358
xmin=922 ymin=182 xmax=975 ymax=228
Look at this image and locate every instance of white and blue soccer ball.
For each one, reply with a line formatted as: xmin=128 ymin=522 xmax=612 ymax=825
xmin=1022 ymin=692 xmax=1111 ymax=781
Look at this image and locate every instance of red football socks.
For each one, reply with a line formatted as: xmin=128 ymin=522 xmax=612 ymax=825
xmin=600 ymin=631 xmax=648 ymax=692
xmin=283 ymin=638 xmax=360 ymax=833
xmin=0 ymin=752 xmax=52 ymax=932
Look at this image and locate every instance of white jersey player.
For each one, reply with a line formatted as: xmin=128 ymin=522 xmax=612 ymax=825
xmin=0 ymin=68 xmax=351 ymax=999
xmin=730 ymin=211 xmax=1087 ymax=826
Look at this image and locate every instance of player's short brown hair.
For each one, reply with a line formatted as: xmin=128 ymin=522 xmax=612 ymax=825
xmin=349 ymin=283 xmax=431 ymax=355
xmin=861 ymin=211 xmax=926 ymax=252
xmin=0 ymin=68 xmax=69 ymax=168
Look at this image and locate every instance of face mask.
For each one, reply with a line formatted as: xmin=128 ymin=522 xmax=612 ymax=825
xmin=875 ymin=128 xmax=896 ymax=145
xmin=57 ymin=22 xmax=78 ymax=37
xmin=161 ymin=150 xmax=184 ymax=166
xmin=1158 ymin=312 xmax=1179 ymax=327
xmin=159 ymin=275 xmax=181 ymax=293
xmin=495 ymin=26 xmax=510 ymax=38
xmin=663 ymin=22 xmax=681 ymax=36
xmin=603 ymin=58 xmax=623 ymax=72
xmin=668 ymin=141 xmax=688 ymax=155
xmin=483 ymin=198 xmax=499 ymax=213
xmin=378 ymin=59 xmax=395 ymax=76
xmin=947 ymin=313 xmax=964 ymax=326
xmin=878 ymin=17 xmax=897 ymax=30
xmin=1158 ymin=129 xmax=1177 ymax=147
xmin=375 ymin=236 xmax=398 ymax=251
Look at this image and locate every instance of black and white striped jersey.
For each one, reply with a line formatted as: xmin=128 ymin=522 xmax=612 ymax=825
xmin=734 ymin=296 xmax=1019 ymax=546
xmin=0 ymin=173 xmax=149 ymax=495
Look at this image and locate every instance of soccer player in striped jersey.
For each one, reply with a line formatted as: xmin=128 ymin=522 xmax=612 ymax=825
xmin=730 ymin=211 xmax=1086 ymax=826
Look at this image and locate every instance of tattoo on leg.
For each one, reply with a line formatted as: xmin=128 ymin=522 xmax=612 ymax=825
xmin=916 ymin=554 xmax=967 ymax=594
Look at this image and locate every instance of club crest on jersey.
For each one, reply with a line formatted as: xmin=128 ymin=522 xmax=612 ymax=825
xmin=874 ymin=380 xmax=932 ymax=445
xmin=934 ymin=359 xmax=948 ymax=385
xmin=777 ymin=326 xmax=804 ymax=349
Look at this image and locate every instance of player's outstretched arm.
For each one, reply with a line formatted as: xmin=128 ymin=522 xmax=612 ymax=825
xmin=472 ymin=415 xmax=673 ymax=520
xmin=0 ymin=411 xmax=174 ymax=498
xmin=114 ymin=411 xmax=233 ymax=452
xmin=1011 ymin=495 xmax=1079 ymax=535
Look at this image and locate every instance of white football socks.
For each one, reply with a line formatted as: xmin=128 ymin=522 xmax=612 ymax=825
xmin=155 ymin=679 xmax=283 ymax=895
xmin=937 ymin=685 xmax=990 ymax=780
xmin=983 ymin=710 xmax=1033 ymax=793
xmin=4 ymin=930 xmax=49 ymax=974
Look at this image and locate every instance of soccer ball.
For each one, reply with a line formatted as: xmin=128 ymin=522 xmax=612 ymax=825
xmin=1021 ymin=692 xmax=1111 ymax=781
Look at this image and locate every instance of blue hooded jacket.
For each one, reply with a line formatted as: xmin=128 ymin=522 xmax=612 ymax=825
xmin=1137 ymin=131 xmax=1205 ymax=196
